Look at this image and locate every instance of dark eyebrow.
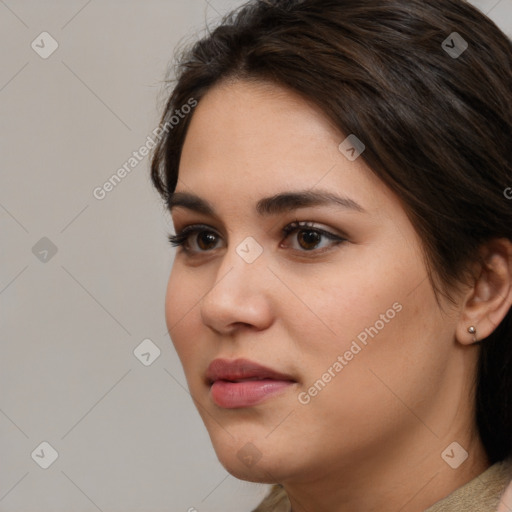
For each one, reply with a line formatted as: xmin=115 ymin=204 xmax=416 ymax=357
xmin=168 ymin=189 xmax=366 ymax=216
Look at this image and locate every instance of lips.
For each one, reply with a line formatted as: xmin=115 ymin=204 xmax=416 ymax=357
xmin=206 ymin=358 xmax=295 ymax=384
xmin=206 ymin=358 xmax=296 ymax=408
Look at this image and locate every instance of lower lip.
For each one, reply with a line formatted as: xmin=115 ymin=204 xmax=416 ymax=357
xmin=210 ymin=380 xmax=294 ymax=408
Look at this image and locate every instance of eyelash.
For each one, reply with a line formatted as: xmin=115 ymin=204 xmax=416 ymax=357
xmin=167 ymin=221 xmax=346 ymax=255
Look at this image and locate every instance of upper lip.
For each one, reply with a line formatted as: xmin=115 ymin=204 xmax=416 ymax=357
xmin=206 ymin=358 xmax=296 ymax=385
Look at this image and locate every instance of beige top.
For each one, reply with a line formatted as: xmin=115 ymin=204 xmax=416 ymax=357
xmin=252 ymin=458 xmax=512 ymax=512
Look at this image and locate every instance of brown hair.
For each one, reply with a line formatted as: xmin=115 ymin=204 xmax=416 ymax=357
xmin=150 ymin=0 xmax=512 ymax=465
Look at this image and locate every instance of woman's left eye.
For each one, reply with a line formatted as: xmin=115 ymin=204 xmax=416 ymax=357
xmin=167 ymin=221 xmax=346 ymax=254
xmin=281 ymin=221 xmax=346 ymax=252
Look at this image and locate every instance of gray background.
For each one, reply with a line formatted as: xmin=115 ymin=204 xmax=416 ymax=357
xmin=1 ymin=1 xmax=511 ymax=511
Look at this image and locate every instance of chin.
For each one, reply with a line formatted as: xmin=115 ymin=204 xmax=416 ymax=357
xmin=215 ymin=449 xmax=284 ymax=484
xmin=207 ymin=431 xmax=294 ymax=484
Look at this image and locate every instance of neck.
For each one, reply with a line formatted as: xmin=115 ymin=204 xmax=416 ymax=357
xmin=284 ymin=426 xmax=489 ymax=512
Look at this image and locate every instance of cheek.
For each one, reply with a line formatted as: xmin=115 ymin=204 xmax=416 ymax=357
xmin=164 ymin=269 xmax=183 ymax=331
xmin=282 ymin=251 xmax=410 ymax=353
xmin=292 ymin=270 xmax=449 ymax=427
xmin=285 ymin=246 xmax=445 ymax=389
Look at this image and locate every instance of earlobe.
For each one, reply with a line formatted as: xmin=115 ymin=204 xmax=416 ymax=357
xmin=456 ymin=238 xmax=512 ymax=346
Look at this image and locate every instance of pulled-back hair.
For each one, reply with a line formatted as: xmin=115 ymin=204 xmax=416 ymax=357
xmin=150 ymin=0 xmax=512 ymax=464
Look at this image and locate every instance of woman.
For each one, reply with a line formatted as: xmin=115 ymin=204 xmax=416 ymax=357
xmin=150 ymin=0 xmax=512 ymax=510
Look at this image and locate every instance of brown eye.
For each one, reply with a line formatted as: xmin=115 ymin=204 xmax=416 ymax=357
xmin=281 ymin=221 xmax=346 ymax=253
xmin=297 ymin=230 xmax=322 ymax=250
xmin=168 ymin=225 xmax=223 ymax=253
xmin=197 ymin=232 xmax=218 ymax=250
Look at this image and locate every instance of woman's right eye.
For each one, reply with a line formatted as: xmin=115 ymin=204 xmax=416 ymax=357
xmin=168 ymin=225 xmax=223 ymax=253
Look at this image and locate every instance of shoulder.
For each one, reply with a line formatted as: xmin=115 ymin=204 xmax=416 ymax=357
xmin=428 ymin=457 xmax=512 ymax=512
xmin=496 ymin=458 xmax=512 ymax=512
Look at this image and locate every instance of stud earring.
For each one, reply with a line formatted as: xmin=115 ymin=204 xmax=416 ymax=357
xmin=468 ymin=325 xmax=477 ymax=342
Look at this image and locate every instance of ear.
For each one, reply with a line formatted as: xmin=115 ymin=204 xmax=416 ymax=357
xmin=456 ymin=238 xmax=512 ymax=345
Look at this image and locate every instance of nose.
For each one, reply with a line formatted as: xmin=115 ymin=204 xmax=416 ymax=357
xmin=200 ymin=243 xmax=274 ymax=335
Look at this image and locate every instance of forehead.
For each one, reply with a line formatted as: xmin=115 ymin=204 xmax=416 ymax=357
xmin=180 ymin=80 xmax=339 ymax=169
xmin=176 ymin=79 xmax=392 ymax=218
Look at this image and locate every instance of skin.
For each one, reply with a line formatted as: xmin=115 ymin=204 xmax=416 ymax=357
xmin=165 ymin=79 xmax=512 ymax=512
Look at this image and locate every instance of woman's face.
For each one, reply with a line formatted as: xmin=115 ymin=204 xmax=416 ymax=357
xmin=165 ymin=79 xmax=474 ymax=484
